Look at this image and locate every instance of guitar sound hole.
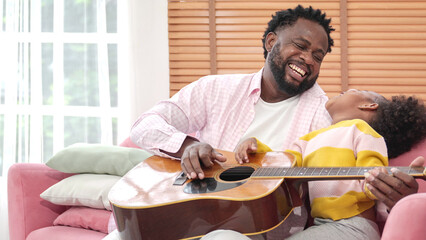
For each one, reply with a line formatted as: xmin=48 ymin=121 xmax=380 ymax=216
xmin=219 ymin=166 xmax=255 ymax=182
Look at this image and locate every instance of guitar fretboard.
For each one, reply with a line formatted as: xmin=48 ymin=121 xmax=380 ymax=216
xmin=251 ymin=166 xmax=425 ymax=180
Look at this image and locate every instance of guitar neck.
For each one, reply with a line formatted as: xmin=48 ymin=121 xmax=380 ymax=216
xmin=251 ymin=166 xmax=426 ymax=181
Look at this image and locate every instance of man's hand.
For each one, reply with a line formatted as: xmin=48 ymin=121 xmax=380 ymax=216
xmin=181 ymin=142 xmax=227 ymax=180
xmin=234 ymin=137 xmax=257 ymax=164
xmin=365 ymin=156 xmax=424 ymax=210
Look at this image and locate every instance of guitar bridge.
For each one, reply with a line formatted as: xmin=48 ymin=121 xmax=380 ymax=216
xmin=173 ymin=171 xmax=188 ymax=185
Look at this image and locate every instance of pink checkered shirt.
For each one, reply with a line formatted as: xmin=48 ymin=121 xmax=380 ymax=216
xmin=131 ymin=69 xmax=332 ymax=158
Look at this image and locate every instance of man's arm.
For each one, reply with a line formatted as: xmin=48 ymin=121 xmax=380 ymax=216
xmin=365 ymin=156 xmax=424 ymax=210
xmin=131 ymin=107 xmax=226 ymax=180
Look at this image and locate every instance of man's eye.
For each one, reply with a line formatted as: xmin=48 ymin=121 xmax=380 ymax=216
xmin=294 ymin=43 xmax=304 ymax=49
xmin=314 ymin=55 xmax=323 ymax=62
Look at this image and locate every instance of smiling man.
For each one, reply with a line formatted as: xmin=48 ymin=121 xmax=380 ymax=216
xmin=131 ymin=6 xmax=334 ymax=180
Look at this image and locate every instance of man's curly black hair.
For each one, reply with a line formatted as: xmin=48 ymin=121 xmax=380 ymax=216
xmin=262 ymin=5 xmax=335 ymax=59
xmin=369 ymin=95 xmax=426 ymax=159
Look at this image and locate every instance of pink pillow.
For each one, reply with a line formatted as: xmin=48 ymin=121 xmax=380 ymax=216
xmin=53 ymin=206 xmax=112 ymax=233
xmin=119 ymin=137 xmax=141 ymax=149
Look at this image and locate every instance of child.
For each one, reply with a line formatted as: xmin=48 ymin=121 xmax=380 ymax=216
xmin=235 ymin=89 xmax=426 ymax=240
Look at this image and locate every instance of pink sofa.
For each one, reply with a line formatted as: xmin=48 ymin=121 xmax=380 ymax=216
xmin=7 ymin=139 xmax=141 ymax=240
xmin=8 ymin=163 xmax=107 ymax=240
xmin=8 ymin=139 xmax=425 ymax=240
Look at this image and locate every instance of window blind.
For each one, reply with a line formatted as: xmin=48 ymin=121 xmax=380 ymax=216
xmin=168 ymin=0 xmax=426 ymax=103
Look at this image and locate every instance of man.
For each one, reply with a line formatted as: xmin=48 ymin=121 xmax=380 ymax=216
xmin=131 ymin=5 xmax=422 ymax=239
xmin=131 ymin=5 xmax=333 ymax=180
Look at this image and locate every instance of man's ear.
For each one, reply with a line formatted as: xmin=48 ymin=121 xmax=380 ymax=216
xmin=265 ymin=32 xmax=277 ymax=53
xmin=358 ymin=103 xmax=379 ymax=111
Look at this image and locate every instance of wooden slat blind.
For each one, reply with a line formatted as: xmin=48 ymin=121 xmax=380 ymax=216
xmin=169 ymin=0 xmax=210 ymax=95
xmin=168 ymin=0 xmax=426 ymax=103
xmin=347 ymin=0 xmax=426 ymax=102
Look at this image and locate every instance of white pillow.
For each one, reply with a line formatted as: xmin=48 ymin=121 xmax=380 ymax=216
xmin=46 ymin=143 xmax=152 ymax=176
xmin=40 ymin=174 xmax=121 ymax=210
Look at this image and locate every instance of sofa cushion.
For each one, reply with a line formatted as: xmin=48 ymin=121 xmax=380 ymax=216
xmin=26 ymin=226 xmax=106 ymax=240
xmin=53 ymin=206 xmax=112 ymax=233
xmin=40 ymin=174 xmax=120 ymax=210
xmin=46 ymin=143 xmax=151 ymax=176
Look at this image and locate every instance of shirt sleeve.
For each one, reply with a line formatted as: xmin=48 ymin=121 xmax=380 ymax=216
xmin=354 ymin=129 xmax=388 ymax=168
xmin=130 ymin=78 xmax=209 ymax=158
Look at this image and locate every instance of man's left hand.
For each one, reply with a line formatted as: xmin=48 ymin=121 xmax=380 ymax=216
xmin=365 ymin=156 xmax=424 ymax=210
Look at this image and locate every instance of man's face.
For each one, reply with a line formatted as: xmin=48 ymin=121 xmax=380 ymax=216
xmin=267 ymin=18 xmax=329 ymax=96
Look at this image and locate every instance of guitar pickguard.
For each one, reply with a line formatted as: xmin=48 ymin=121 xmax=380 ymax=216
xmin=183 ymin=178 xmax=246 ymax=194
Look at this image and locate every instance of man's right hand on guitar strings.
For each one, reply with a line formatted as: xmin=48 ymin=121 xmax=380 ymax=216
xmin=161 ymin=136 xmax=227 ymax=180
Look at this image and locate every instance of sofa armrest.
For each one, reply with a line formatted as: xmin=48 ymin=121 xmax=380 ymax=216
xmin=8 ymin=163 xmax=73 ymax=240
xmin=381 ymin=193 xmax=426 ymax=240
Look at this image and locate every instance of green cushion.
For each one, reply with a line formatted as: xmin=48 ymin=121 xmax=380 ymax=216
xmin=46 ymin=143 xmax=152 ymax=176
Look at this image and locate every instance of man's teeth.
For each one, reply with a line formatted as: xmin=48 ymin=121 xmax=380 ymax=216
xmin=289 ymin=64 xmax=306 ymax=77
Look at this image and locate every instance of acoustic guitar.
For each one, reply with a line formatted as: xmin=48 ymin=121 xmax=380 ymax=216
xmin=108 ymin=150 xmax=425 ymax=240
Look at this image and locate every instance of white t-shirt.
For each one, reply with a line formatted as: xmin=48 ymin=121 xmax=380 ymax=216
xmin=240 ymin=95 xmax=300 ymax=151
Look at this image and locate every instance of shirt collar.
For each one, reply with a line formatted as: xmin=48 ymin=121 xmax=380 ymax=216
xmin=249 ymin=68 xmax=327 ymax=101
xmin=248 ymin=68 xmax=263 ymax=100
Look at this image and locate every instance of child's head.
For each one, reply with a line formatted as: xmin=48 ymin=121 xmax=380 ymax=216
xmin=326 ymin=89 xmax=386 ymax=124
xmin=326 ymin=89 xmax=426 ymax=158
xmin=369 ymin=95 xmax=426 ymax=158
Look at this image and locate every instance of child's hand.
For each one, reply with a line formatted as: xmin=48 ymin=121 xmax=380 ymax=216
xmin=234 ymin=137 xmax=257 ymax=164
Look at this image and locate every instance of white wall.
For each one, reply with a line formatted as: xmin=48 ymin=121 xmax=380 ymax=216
xmin=118 ymin=0 xmax=170 ymax=141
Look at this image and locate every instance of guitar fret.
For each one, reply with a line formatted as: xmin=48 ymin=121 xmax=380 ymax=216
xmin=262 ymin=167 xmax=271 ymax=176
xmin=329 ymin=168 xmax=340 ymax=176
xmin=361 ymin=167 xmax=372 ymax=175
xmin=271 ymin=167 xmax=280 ymax=177
xmin=259 ymin=168 xmax=268 ymax=177
xmin=277 ymin=168 xmax=285 ymax=176
xmin=401 ymin=167 xmax=409 ymax=174
xmin=268 ymin=168 xmax=275 ymax=176
xmin=292 ymin=168 xmax=302 ymax=176
xmin=312 ymin=168 xmax=323 ymax=176
xmin=254 ymin=168 xmax=265 ymax=177
xmin=320 ymin=168 xmax=329 ymax=176
xmin=339 ymin=167 xmax=350 ymax=176
xmin=304 ymin=167 xmax=315 ymax=176
xmin=298 ymin=167 xmax=308 ymax=177
xmin=287 ymin=168 xmax=297 ymax=176
xmin=286 ymin=168 xmax=295 ymax=176
xmin=348 ymin=168 xmax=359 ymax=175
xmin=268 ymin=167 xmax=277 ymax=176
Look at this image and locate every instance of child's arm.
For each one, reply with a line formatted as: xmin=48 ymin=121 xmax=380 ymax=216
xmin=234 ymin=137 xmax=272 ymax=164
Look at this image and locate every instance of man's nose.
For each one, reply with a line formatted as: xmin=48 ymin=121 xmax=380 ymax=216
xmin=300 ymin=51 xmax=314 ymax=65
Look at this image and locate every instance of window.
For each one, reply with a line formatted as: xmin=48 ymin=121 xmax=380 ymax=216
xmin=0 ymin=0 xmax=123 ymax=169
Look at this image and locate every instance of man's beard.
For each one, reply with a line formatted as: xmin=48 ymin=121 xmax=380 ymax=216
xmin=268 ymin=43 xmax=318 ymax=96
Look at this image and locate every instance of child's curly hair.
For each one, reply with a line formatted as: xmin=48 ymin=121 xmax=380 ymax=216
xmin=370 ymin=95 xmax=426 ymax=159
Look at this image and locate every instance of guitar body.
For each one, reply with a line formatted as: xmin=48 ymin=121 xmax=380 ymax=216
xmin=109 ymin=150 xmax=298 ymax=240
